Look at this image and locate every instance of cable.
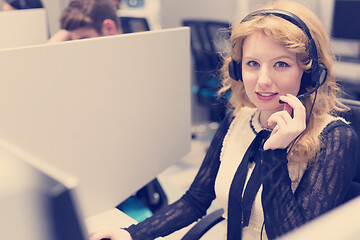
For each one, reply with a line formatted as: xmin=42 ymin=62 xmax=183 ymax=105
xmin=260 ymin=221 xmax=265 ymax=240
xmin=287 ymin=90 xmax=318 ymax=154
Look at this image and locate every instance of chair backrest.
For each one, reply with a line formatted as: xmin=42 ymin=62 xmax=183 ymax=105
xmin=182 ymin=20 xmax=230 ymax=74
xmin=120 ymin=16 xmax=150 ymax=34
xmin=182 ymin=20 xmax=230 ymax=122
xmin=340 ymin=98 xmax=360 ymax=202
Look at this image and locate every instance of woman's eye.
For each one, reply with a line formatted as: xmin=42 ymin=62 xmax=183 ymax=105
xmin=275 ymin=61 xmax=290 ymax=68
xmin=247 ymin=61 xmax=259 ymax=67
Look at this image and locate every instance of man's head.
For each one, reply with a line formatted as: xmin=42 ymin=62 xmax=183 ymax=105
xmin=60 ymin=0 xmax=121 ymax=40
xmin=111 ymin=0 xmax=121 ymax=10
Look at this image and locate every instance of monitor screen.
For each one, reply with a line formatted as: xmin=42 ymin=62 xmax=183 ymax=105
xmin=0 ymin=138 xmax=88 ymax=240
xmin=331 ymin=0 xmax=360 ymax=41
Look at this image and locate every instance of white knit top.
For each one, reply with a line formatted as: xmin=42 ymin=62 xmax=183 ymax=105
xmin=214 ymin=107 xmax=311 ymax=239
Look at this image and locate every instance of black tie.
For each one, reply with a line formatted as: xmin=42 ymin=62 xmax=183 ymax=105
xmin=227 ymin=130 xmax=271 ymax=240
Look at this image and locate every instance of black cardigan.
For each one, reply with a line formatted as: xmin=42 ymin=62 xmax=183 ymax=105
xmin=126 ymin=112 xmax=358 ymax=240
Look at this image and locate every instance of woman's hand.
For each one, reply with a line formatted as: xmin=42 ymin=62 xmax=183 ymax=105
xmin=89 ymin=226 xmax=132 ymax=240
xmin=263 ymin=94 xmax=306 ymax=150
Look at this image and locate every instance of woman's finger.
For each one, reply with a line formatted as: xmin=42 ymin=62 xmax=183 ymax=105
xmin=279 ymin=94 xmax=306 ymax=120
xmin=267 ymin=110 xmax=292 ymax=127
xmin=283 ymin=103 xmax=293 ymax=116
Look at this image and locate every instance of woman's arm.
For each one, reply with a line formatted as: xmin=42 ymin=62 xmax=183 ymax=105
xmin=47 ymin=30 xmax=71 ymax=43
xmin=90 ymin=113 xmax=233 ymax=240
xmin=125 ymin=113 xmax=233 ymax=239
xmin=261 ymin=121 xmax=358 ymax=239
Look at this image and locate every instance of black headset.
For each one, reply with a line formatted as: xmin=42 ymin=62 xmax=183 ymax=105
xmin=228 ymin=9 xmax=328 ymax=100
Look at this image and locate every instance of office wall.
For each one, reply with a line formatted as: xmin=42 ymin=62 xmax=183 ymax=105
xmin=160 ymin=0 xmax=239 ymax=29
xmin=41 ymin=0 xmax=71 ymax=36
xmin=159 ymin=0 xmax=327 ymax=29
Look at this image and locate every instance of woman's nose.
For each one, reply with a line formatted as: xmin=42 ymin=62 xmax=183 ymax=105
xmin=257 ymin=67 xmax=273 ymax=87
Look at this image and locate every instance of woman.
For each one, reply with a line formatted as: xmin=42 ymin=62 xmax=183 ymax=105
xmin=90 ymin=1 xmax=358 ymax=239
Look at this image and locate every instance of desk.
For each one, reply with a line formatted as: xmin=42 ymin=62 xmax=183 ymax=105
xmin=86 ymin=208 xmax=194 ymax=239
xmin=86 ymin=208 xmax=137 ymax=230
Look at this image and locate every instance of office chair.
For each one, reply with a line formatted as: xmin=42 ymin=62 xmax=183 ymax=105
xmin=117 ymin=178 xmax=168 ymax=222
xmin=181 ymin=98 xmax=360 ymax=240
xmin=182 ymin=20 xmax=231 ymax=122
xmin=340 ymin=98 xmax=360 ymax=202
xmin=120 ymin=16 xmax=150 ymax=34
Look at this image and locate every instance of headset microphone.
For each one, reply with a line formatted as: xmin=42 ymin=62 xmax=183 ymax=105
xmin=279 ymin=65 xmax=327 ymax=104
xmin=297 ymin=82 xmax=322 ymax=99
xmin=279 ymin=88 xmax=318 ymax=104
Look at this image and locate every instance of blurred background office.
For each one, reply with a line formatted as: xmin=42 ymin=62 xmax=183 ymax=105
xmin=1 ymin=0 xmax=358 ymax=124
xmin=0 ymin=0 xmax=359 ymax=238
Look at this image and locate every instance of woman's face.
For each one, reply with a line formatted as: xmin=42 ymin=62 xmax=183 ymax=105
xmin=241 ymin=31 xmax=303 ymax=115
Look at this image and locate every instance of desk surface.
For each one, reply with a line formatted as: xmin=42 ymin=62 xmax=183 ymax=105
xmin=86 ymin=208 xmax=137 ymax=230
xmin=86 ymin=208 xmax=194 ymax=240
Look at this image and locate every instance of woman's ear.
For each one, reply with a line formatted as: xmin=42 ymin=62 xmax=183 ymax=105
xmin=101 ymin=19 xmax=118 ymax=36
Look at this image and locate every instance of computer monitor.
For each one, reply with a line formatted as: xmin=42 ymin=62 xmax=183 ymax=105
xmin=0 ymin=138 xmax=88 ymax=240
xmin=120 ymin=16 xmax=150 ymax=33
xmin=278 ymin=196 xmax=360 ymax=240
xmin=331 ymin=0 xmax=360 ymax=61
xmin=0 ymin=27 xmax=191 ymax=218
xmin=331 ymin=0 xmax=360 ymax=41
xmin=0 ymin=8 xmax=48 ymax=49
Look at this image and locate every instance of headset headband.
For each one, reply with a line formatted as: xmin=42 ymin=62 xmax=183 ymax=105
xmin=240 ymin=9 xmax=319 ymax=68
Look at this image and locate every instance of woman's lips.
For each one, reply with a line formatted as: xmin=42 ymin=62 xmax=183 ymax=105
xmin=256 ymin=92 xmax=278 ymax=101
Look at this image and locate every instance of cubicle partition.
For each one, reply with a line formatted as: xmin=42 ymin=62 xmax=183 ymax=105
xmin=0 ymin=27 xmax=191 ymax=218
xmin=0 ymin=9 xmax=48 ymax=49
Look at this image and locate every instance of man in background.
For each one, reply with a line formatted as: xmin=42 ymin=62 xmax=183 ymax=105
xmin=112 ymin=0 xmax=121 ymax=10
xmin=47 ymin=0 xmax=122 ymax=42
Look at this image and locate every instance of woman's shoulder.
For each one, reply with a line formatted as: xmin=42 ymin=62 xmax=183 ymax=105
xmin=220 ymin=106 xmax=257 ymax=127
xmin=319 ymin=115 xmax=357 ymax=141
xmin=322 ymin=115 xmax=351 ymax=130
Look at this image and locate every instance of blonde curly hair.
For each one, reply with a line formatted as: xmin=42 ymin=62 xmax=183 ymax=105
xmin=218 ymin=0 xmax=348 ymax=162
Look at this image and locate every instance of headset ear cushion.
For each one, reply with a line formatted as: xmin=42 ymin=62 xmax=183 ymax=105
xmin=311 ymin=63 xmax=327 ymax=87
xmin=228 ymin=59 xmax=242 ymax=81
xmin=301 ymin=63 xmax=328 ymax=90
xmin=299 ymin=71 xmax=312 ymax=95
